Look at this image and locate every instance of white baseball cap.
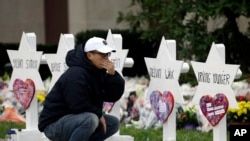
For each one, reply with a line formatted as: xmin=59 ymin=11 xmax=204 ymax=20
xmin=84 ymin=37 xmax=116 ymax=53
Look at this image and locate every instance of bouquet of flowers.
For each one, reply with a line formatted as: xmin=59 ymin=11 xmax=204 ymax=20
xmin=227 ymin=100 xmax=250 ymax=123
xmin=176 ymin=104 xmax=199 ymax=129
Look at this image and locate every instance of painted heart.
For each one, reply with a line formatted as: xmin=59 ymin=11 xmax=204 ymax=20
xmin=200 ymin=93 xmax=228 ymax=127
xmin=150 ymin=90 xmax=174 ymax=123
xmin=103 ymin=102 xmax=114 ymax=113
xmin=13 ymin=78 xmax=35 ymax=110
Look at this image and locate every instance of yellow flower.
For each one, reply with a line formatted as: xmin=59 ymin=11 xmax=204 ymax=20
xmin=227 ymin=101 xmax=250 ymax=122
xmin=37 ymin=91 xmax=46 ymax=103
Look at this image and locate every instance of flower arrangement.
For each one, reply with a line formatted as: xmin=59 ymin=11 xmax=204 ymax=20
xmin=227 ymin=100 xmax=250 ymax=123
xmin=176 ymin=104 xmax=199 ymax=129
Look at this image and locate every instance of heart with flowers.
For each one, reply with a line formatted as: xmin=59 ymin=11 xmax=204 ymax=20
xmin=150 ymin=90 xmax=174 ymax=123
xmin=13 ymin=78 xmax=36 ymax=110
xmin=200 ymin=93 xmax=228 ymax=126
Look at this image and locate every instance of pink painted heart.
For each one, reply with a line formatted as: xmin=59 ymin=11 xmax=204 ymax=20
xmin=200 ymin=93 xmax=228 ymax=127
xmin=150 ymin=90 xmax=174 ymax=123
xmin=13 ymin=79 xmax=35 ymax=110
xmin=103 ymin=102 xmax=114 ymax=113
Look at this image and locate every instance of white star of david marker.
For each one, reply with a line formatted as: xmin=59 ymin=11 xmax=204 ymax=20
xmin=7 ymin=32 xmax=45 ymax=90
xmin=45 ymin=34 xmax=74 ymax=92
xmin=191 ymin=43 xmax=240 ymax=108
xmin=144 ymin=37 xmax=185 ymax=104
xmin=106 ymin=29 xmax=128 ymax=76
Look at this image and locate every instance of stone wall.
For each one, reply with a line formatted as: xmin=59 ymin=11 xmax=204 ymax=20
xmin=0 ymin=0 xmax=132 ymax=44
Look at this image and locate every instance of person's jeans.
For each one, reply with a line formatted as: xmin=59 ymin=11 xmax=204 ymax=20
xmin=43 ymin=112 xmax=119 ymax=141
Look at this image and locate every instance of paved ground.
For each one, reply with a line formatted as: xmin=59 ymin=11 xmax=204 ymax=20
xmin=0 ymin=139 xmax=5 ymax=141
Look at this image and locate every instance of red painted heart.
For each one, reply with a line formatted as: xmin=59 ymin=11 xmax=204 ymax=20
xmin=13 ymin=79 xmax=36 ymax=110
xmin=103 ymin=102 xmax=114 ymax=113
xmin=150 ymin=90 xmax=174 ymax=123
xmin=200 ymin=93 xmax=228 ymax=127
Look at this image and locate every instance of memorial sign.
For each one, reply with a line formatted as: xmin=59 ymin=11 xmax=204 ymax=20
xmin=105 ymin=29 xmax=134 ymax=141
xmin=7 ymin=32 xmax=45 ymax=140
xmin=44 ymin=34 xmax=74 ymax=92
xmin=191 ymin=43 xmax=241 ymax=141
xmin=145 ymin=37 xmax=187 ymax=141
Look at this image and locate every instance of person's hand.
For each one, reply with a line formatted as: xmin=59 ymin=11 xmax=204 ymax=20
xmin=101 ymin=59 xmax=115 ymax=75
xmin=100 ymin=115 xmax=107 ymax=134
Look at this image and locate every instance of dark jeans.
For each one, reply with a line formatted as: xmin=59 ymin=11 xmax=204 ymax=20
xmin=43 ymin=112 xmax=119 ymax=141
